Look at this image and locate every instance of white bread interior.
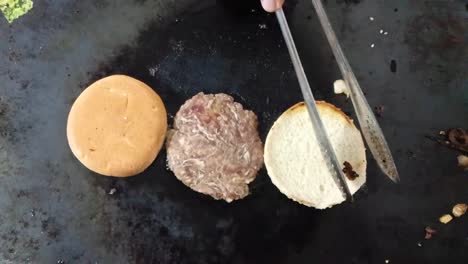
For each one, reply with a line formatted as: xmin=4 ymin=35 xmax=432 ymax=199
xmin=264 ymin=101 xmax=366 ymax=209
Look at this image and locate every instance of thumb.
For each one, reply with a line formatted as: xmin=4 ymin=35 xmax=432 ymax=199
xmin=261 ymin=0 xmax=285 ymax=12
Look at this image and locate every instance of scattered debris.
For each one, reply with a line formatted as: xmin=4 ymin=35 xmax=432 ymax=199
xmin=390 ymin=60 xmax=397 ymax=73
xmin=424 ymin=226 xmax=437 ymax=239
xmin=108 ymin=188 xmax=117 ymax=195
xmin=374 ymin=105 xmax=385 ymax=117
xmin=333 ymin=79 xmax=350 ymax=98
xmin=384 ymin=31 xmax=388 ymax=35
xmin=148 ymin=66 xmax=159 ymax=77
xmin=439 ymin=214 xmax=453 ymax=224
xmin=342 ymin=161 xmax=359 ymax=180
xmin=379 ymin=29 xmax=384 ymax=34
xmin=426 ymin=128 xmax=468 ymax=154
xmin=371 ymin=43 xmax=375 ymax=48
xmin=259 ymin=24 xmax=267 ymax=29
xmin=57 ymin=260 xmax=65 ymax=264
xmin=385 ymin=260 xmax=390 ymax=264
xmin=447 ymin=128 xmax=467 ymax=150
xmin=369 ymin=16 xmax=374 ymax=21
xmin=457 ymin=155 xmax=468 ymax=170
xmin=452 ymin=203 xmax=467 ymax=217
xmin=417 ymin=241 xmax=423 ymax=247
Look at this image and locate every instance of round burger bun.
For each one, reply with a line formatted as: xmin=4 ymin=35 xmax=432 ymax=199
xmin=264 ymin=101 xmax=367 ymax=209
xmin=67 ymin=75 xmax=167 ymax=177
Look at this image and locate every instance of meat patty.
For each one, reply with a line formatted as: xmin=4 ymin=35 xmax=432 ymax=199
xmin=166 ymin=92 xmax=264 ymax=202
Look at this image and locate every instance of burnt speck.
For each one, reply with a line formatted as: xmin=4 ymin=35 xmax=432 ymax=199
xmin=390 ymin=60 xmax=397 ymax=73
xmin=342 ymin=0 xmax=361 ymax=5
xmin=41 ymin=218 xmax=61 ymax=240
xmin=20 ymin=80 xmax=30 ymax=89
xmin=159 ymin=226 xmax=169 ymax=237
xmin=394 ymin=8 xmax=398 ymax=12
xmin=374 ymin=105 xmax=385 ymax=117
xmin=16 ymin=190 xmax=30 ymax=198
xmin=342 ymin=161 xmax=359 ymax=180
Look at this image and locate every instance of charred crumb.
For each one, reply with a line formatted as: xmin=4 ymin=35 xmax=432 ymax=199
xmin=342 ymin=161 xmax=359 ymax=180
xmin=427 ymin=128 xmax=468 ymax=153
xmin=16 ymin=190 xmax=31 ymax=198
xmin=424 ymin=226 xmax=437 ymax=239
xmin=374 ymin=105 xmax=385 ymax=117
xmin=41 ymin=217 xmax=61 ymax=240
xmin=390 ymin=60 xmax=397 ymax=73
xmin=447 ymin=128 xmax=467 ymax=148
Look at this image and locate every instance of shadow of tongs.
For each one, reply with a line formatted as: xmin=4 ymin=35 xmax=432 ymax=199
xmin=275 ymin=1 xmax=399 ymax=202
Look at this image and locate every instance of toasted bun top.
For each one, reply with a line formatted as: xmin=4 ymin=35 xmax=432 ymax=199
xmin=67 ymin=75 xmax=167 ymax=177
xmin=264 ymin=101 xmax=366 ymax=209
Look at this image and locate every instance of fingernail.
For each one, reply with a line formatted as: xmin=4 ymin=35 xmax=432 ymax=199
xmin=261 ymin=0 xmax=279 ymax=12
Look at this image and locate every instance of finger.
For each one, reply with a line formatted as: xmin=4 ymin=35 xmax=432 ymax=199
xmin=261 ymin=0 xmax=285 ymax=12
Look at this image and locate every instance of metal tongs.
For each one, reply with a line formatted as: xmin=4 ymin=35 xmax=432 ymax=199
xmin=275 ymin=1 xmax=399 ymax=201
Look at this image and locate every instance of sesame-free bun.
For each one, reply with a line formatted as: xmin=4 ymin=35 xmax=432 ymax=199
xmin=67 ymin=75 xmax=167 ymax=177
xmin=264 ymin=101 xmax=367 ymax=209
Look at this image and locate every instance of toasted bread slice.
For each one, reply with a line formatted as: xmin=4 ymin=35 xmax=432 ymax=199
xmin=264 ymin=101 xmax=366 ymax=209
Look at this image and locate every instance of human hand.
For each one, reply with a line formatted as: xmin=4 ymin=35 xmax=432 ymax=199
xmin=260 ymin=0 xmax=285 ymax=12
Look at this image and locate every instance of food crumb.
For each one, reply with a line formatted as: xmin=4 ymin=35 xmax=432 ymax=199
xmin=109 ymin=188 xmax=117 ymax=195
xmin=424 ymin=226 xmax=437 ymax=239
xmin=259 ymin=24 xmax=267 ymax=29
xmin=333 ymin=79 xmax=350 ymax=98
xmin=439 ymin=214 xmax=453 ymax=224
xmin=457 ymin=155 xmax=468 ymax=170
xmin=385 ymin=260 xmax=390 ymax=264
xmin=379 ymin=29 xmax=384 ymax=34
xmin=390 ymin=60 xmax=397 ymax=73
xmin=371 ymin=43 xmax=375 ymax=48
xmin=342 ymin=161 xmax=359 ymax=180
xmin=374 ymin=105 xmax=385 ymax=117
xmin=417 ymin=241 xmax=423 ymax=247
xmin=384 ymin=31 xmax=388 ymax=35
xmin=369 ymin=16 xmax=374 ymax=21
xmin=452 ymin=203 xmax=467 ymax=217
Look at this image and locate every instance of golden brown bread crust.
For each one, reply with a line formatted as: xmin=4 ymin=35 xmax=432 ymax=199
xmin=285 ymin=101 xmax=353 ymax=125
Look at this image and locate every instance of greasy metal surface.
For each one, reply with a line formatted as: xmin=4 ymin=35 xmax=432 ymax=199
xmin=0 ymin=0 xmax=467 ymax=263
